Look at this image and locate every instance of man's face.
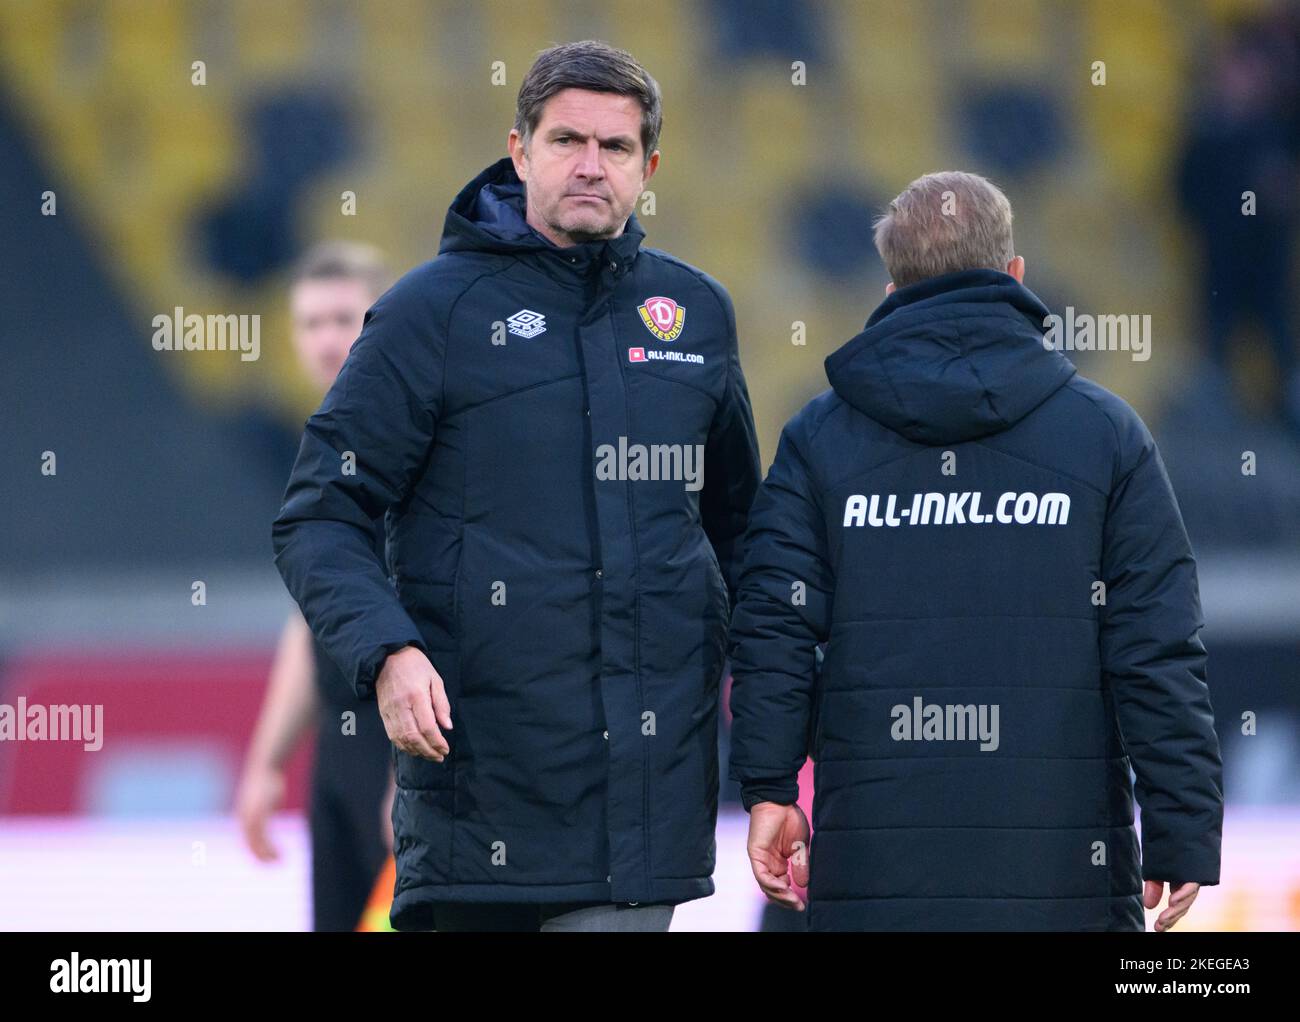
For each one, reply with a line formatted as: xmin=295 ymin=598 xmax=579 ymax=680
xmin=508 ymin=87 xmax=659 ymax=247
xmin=289 ymin=277 xmax=375 ymax=391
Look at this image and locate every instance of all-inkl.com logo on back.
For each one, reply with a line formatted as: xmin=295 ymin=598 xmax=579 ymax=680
xmin=843 ymin=491 xmax=1071 ymax=527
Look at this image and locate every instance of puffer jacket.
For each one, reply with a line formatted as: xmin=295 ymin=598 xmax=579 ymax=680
xmin=727 ymin=268 xmax=1224 ymax=931
xmin=273 ymin=157 xmax=761 ymax=927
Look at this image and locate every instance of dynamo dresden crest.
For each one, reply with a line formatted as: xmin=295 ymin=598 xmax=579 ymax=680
xmin=637 ymin=296 xmax=686 ymax=342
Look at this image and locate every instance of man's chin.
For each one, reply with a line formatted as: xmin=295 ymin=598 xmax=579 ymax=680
xmin=553 ymin=213 xmax=623 ymax=244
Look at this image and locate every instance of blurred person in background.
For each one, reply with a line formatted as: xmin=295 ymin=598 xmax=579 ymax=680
xmin=728 ymin=172 xmax=1224 ymax=931
xmin=272 ymin=40 xmax=761 ymax=933
xmin=1177 ymin=15 xmax=1300 ymax=432
xmin=236 ymin=241 xmax=397 ymax=932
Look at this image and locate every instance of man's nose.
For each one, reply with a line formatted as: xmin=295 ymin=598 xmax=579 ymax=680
xmin=575 ymin=138 xmax=605 ymax=178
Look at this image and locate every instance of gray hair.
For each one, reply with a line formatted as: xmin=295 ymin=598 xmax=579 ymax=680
xmin=873 ymin=171 xmax=1016 ymax=289
xmin=514 ymin=40 xmax=662 ymax=161
xmin=291 ymin=240 xmax=392 ymax=300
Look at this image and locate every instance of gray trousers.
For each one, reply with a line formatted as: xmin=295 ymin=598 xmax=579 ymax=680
xmin=426 ymin=901 xmax=674 ymax=932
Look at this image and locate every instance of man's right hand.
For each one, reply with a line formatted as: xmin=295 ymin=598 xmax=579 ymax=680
xmin=375 ymin=646 xmax=453 ymax=762
xmin=746 ymin=801 xmax=811 ymax=911
xmin=1145 ymin=879 xmax=1201 ymax=932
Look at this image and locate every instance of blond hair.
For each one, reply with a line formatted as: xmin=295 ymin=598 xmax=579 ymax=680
xmin=873 ymin=171 xmax=1015 ymax=289
xmin=291 ymin=240 xmax=392 ymax=299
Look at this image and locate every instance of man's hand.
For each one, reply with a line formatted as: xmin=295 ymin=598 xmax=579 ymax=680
xmin=1145 ymin=880 xmax=1200 ymax=932
xmin=375 ymin=646 xmax=452 ymax=762
xmin=746 ymin=801 xmax=810 ymax=911
xmin=234 ymin=761 xmax=287 ymax=861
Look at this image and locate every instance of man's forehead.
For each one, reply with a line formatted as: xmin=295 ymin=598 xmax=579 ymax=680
xmin=291 ymin=277 xmax=371 ymax=310
xmin=537 ymin=88 xmax=642 ymax=131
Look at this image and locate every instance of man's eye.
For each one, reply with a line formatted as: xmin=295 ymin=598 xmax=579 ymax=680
xmin=556 ymin=136 xmax=572 ymax=144
xmin=607 ymin=143 xmax=626 ymax=152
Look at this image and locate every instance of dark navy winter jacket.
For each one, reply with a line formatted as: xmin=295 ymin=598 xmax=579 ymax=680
xmin=727 ymin=269 xmax=1224 ymax=931
xmin=272 ymin=158 xmax=761 ymax=926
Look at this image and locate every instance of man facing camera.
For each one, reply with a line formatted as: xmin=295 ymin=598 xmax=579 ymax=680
xmin=727 ymin=171 xmax=1223 ymax=932
xmin=273 ymin=40 xmax=760 ymax=932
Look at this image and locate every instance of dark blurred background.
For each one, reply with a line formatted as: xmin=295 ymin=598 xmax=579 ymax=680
xmin=0 ymin=0 xmax=1296 ymax=930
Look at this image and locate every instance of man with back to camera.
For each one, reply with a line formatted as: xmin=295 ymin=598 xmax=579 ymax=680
xmin=272 ymin=40 xmax=761 ymax=933
xmin=237 ymin=242 xmax=397 ymax=931
xmin=727 ymin=171 xmax=1224 ymax=932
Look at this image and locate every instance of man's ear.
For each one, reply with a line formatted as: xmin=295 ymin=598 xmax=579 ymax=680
xmin=508 ymin=129 xmax=528 ymax=180
xmin=641 ymin=149 xmax=660 ymax=187
xmin=1006 ymin=255 xmax=1025 ymax=283
xmin=885 ymin=281 xmax=896 ymax=296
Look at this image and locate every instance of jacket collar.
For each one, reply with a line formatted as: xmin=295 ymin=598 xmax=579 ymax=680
xmin=824 ymin=269 xmax=1077 ymax=444
xmin=439 ymin=157 xmax=645 ymax=287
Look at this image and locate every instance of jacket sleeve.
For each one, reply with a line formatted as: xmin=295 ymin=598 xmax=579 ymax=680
xmin=726 ymin=418 xmax=833 ymax=810
xmin=271 ymin=275 xmax=443 ymax=701
xmin=1100 ymin=426 xmax=1224 ymax=885
xmin=700 ymin=284 xmax=761 ymax=611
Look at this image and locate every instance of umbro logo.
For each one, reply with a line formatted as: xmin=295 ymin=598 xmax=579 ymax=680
xmin=506 ymin=309 xmax=547 ymax=338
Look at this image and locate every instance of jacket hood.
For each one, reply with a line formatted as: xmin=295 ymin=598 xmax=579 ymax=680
xmin=438 ymin=157 xmax=646 ymax=274
xmin=824 ymin=268 xmax=1077 ymax=445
